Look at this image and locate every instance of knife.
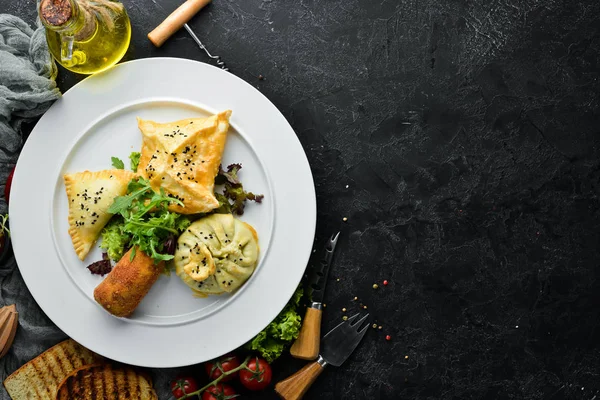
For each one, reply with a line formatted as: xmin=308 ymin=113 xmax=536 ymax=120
xmin=276 ymin=313 xmax=370 ymax=400
xmin=290 ymin=232 xmax=340 ymax=360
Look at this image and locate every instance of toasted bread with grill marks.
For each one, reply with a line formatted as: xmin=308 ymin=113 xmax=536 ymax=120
xmin=3 ymin=339 xmax=102 ymax=400
xmin=55 ymin=363 xmax=157 ymax=400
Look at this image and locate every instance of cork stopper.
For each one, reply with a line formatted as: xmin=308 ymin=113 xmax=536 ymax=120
xmin=40 ymin=0 xmax=73 ymax=26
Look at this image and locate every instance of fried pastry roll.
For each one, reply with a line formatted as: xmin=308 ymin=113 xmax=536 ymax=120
xmin=93 ymin=247 xmax=163 ymax=317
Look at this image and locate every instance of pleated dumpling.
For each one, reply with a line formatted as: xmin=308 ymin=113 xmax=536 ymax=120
xmin=174 ymin=213 xmax=259 ymax=297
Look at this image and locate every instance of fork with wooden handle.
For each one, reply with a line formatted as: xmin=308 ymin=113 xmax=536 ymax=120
xmin=277 ymin=313 xmax=369 ymax=400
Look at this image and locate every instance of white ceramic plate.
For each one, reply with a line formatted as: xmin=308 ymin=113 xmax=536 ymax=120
xmin=9 ymin=58 xmax=316 ymax=367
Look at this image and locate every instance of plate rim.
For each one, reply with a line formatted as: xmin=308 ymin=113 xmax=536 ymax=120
xmin=9 ymin=57 xmax=316 ymax=367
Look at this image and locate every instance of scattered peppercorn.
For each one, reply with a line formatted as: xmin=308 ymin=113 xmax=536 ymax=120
xmin=343 ymin=217 xmax=348 ymax=222
xmin=372 ymin=324 xmax=378 ymax=329
xmin=373 ymin=284 xmax=379 ymax=289
xmin=342 ymin=308 xmax=346 ymax=312
xmin=353 ymin=296 xmax=358 ymax=301
xmin=378 ymin=326 xmax=383 ymax=330
xmin=342 ymin=316 xmax=348 ymax=321
xmin=363 ymin=305 xmax=368 ymax=309
xmin=383 ymin=280 xmax=389 ymax=286
xmin=386 ymin=335 xmax=391 ymax=341
xmin=404 ymin=355 xmax=409 ymax=359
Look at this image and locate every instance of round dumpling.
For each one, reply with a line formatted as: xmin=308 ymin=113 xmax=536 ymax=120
xmin=174 ymin=213 xmax=259 ymax=297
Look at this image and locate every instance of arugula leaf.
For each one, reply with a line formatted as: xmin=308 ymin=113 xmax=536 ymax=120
xmin=129 ymin=151 xmax=141 ymax=172
xmin=105 ymin=177 xmax=189 ymax=263
xmin=111 ymin=157 xmax=125 ymax=170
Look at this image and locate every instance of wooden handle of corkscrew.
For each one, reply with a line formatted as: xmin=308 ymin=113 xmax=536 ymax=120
xmin=148 ymin=0 xmax=212 ymax=47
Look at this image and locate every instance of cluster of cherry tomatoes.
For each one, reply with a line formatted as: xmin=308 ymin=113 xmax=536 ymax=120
xmin=170 ymin=354 xmax=272 ymax=399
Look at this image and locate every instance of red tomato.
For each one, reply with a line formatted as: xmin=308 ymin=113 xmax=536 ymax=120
xmin=201 ymin=384 xmax=237 ymax=400
xmin=170 ymin=376 xmax=199 ymax=399
xmin=239 ymin=357 xmax=272 ymax=391
xmin=205 ymin=354 xmax=241 ymax=382
xmin=4 ymin=166 xmax=14 ymax=204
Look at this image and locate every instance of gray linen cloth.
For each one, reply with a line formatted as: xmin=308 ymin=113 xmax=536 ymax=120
xmin=0 ymin=14 xmax=179 ymax=400
xmin=0 ymin=13 xmax=64 ymax=399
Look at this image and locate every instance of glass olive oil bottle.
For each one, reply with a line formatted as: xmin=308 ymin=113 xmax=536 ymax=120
xmin=39 ymin=0 xmax=131 ymax=75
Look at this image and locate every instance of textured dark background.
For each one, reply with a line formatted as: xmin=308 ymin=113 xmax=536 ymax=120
xmin=1 ymin=0 xmax=600 ymax=399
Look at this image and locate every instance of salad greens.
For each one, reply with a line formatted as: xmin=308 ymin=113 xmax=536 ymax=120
xmin=104 ymin=177 xmax=190 ymax=263
xmin=215 ymin=164 xmax=264 ymax=215
xmin=99 ymin=218 xmax=130 ymax=261
xmin=245 ymin=285 xmax=303 ymax=362
xmin=111 ymin=153 xmax=140 ymax=172
xmin=129 ymin=151 xmax=141 ymax=172
xmin=99 ymin=160 xmax=263 ymax=265
xmin=111 ymin=156 xmax=125 ymax=170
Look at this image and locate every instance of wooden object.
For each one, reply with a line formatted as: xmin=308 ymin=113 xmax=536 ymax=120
xmin=274 ymin=361 xmax=324 ymax=400
xmin=290 ymin=307 xmax=322 ymax=360
xmin=148 ymin=0 xmax=212 ymax=47
xmin=0 ymin=304 xmax=18 ymax=358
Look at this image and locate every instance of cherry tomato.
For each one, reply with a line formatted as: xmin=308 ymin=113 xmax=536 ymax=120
xmin=201 ymin=384 xmax=237 ymax=400
xmin=239 ymin=357 xmax=272 ymax=391
xmin=4 ymin=166 xmax=14 ymax=204
xmin=170 ymin=376 xmax=199 ymax=399
xmin=205 ymin=354 xmax=241 ymax=382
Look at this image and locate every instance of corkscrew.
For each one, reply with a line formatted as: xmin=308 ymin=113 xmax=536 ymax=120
xmin=183 ymin=24 xmax=228 ymax=71
xmin=148 ymin=0 xmax=229 ymax=72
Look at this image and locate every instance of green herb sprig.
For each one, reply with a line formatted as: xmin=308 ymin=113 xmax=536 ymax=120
xmin=108 ymin=178 xmax=190 ymax=263
xmin=111 ymin=156 xmax=125 ymax=170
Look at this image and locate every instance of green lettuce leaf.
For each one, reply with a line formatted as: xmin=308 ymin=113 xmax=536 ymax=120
xmin=245 ymin=286 xmax=303 ymax=362
xmin=267 ymin=308 xmax=302 ymax=342
xmin=99 ymin=218 xmax=130 ymax=262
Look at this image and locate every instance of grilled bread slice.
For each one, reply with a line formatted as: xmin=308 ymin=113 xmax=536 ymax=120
xmin=55 ymin=364 xmax=157 ymax=400
xmin=3 ymin=339 xmax=102 ymax=400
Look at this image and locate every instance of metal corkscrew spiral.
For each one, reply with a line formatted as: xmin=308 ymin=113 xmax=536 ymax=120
xmin=149 ymin=0 xmax=230 ymax=72
xmin=183 ymin=24 xmax=229 ymax=71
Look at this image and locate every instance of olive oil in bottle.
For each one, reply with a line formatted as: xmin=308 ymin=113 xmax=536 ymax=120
xmin=39 ymin=0 xmax=131 ymax=75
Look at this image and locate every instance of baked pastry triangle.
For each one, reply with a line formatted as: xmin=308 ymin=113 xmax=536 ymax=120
xmin=64 ymin=169 xmax=135 ymax=260
xmin=136 ymin=110 xmax=231 ymax=215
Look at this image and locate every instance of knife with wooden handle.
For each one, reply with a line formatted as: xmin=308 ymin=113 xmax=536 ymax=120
xmin=290 ymin=232 xmax=340 ymax=360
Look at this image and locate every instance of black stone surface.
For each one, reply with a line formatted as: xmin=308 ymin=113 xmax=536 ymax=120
xmin=2 ymin=0 xmax=600 ymax=399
